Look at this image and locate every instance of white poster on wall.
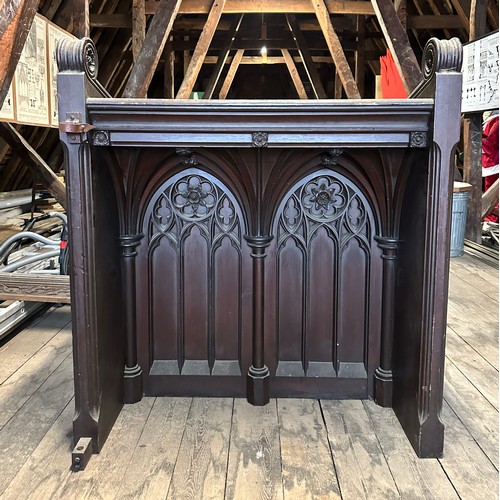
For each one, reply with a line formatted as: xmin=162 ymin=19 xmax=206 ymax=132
xmin=14 ymin=15 xmax=50 ymax=126
xmin=462 ymin=31 xmax=499 ymax=114
xmin=0 ymin=83 xmax=15 ymax=121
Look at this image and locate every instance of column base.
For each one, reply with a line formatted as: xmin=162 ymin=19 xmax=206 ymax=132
xmin=247 ymin=365 xmax=270 ymax=406
xmin=374 ymin=367 xmax=393 ymax=407
xmin=123 ymin=364 xmax=143 ymax=404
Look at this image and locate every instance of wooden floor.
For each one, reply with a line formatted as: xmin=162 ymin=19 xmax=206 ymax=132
xmin=0 ymin=252 xmax=497 ymax=499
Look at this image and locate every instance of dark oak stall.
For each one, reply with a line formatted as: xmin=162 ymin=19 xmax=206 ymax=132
xmin=57 ymin=37 xmax=462 ymax=459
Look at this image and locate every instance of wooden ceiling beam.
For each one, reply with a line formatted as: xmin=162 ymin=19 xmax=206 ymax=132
xmin=312 ymin=0 xmax=361 ymax=98
xmin=145 ymin=0 xmax=375 ymax=15
xmin=176 ymin=0 xmax=227 ymax=99
xmin=286 ymin=14 xmax=327 ymax=99
xmin=90 ymin=13 xmax=465 ymax=31
xmin=407 ymin=15 xmax=465 ymax=29
xmin=204 ymin=53 xmax=384 ymax=64
xmin=122 ymin=0 xmax=182 ymax=97
xmin=281 ymin=49 xmax=308 ymax=99
xmin=0 ymin=0 xmax=39 ymax=109
xmin=370 ymin=0 xmax=422 ymax=94
xmin=72 ymin=0 xmax=90 ymax=38
xmin=203 ymin=14 xmax=244 ymax=99
xmin=219 ymin=49 xmax=244 ymax=99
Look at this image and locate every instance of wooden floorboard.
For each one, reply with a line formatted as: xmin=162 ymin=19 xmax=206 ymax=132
xmin=278 ymin=399 xmax=340 ymax=499
xmin=225 ymin=399 xmax=283 ymax=500
xmin=0 ymin=255 xmax=497 ymax=499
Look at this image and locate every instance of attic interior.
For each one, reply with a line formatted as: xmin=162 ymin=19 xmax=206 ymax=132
xmin=0 ymin=0 xmax=498 ymax=474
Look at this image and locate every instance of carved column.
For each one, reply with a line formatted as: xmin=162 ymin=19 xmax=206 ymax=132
xmin=120 ymin=234 xmax=144 ymax=403
xmin=245 ymin=133 xmax=272 ymax=405
xmin=374 ymin=235 xmax=398 ymax=407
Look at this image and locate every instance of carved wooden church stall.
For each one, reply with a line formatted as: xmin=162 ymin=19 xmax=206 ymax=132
xmin=57 ymin=36 xmax=462 ymax=459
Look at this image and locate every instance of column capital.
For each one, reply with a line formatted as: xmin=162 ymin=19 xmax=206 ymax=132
xmin=374 ymin=235 xmax=399 ymax=251
xmin=120 ymin=234 xmax=144 ymax=256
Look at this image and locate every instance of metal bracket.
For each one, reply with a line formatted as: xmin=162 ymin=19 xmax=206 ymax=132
xmin=71 ymin=437 xmax=93 ymax=472
xmin=60 ymin=113 xmax=94 ymax=144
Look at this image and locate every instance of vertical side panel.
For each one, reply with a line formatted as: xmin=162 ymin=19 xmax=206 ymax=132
xmin=213 ymin=236 xmax=241 ymax=375
xmin=182 ymin=226 xmax=210 ymax=374
xmin=307 ymin=227 xmax=336 ymax=377
xmin=151 ymin=238 xmax=178 ymax=362
xmin=276 ymin=238 xmax=305 ymax=377
xmin=338 ymin=238 xmax=368 ymax=378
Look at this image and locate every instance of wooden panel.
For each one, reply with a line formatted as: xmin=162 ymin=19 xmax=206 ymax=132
xmin=307 ymin=226 xmax=336 ymax=370
xmin=183 ymin=226 xmax=210 ymax=372
xmin=277 ymin=238 xmax=305 ymax=375
xmin=151 ymin=238 xmax=178 ymax=362
xmin=142 ymin=168 xmax=246 ymax=380
xmin=273 ymin=171 xmax=374 ymax=382
xmin=0 ymin=274 xmax=70 ymax=303
xmin=214 ymin=236 xmax=241 ymax=373
xmin=338 ymin=238 xmax=368 ymax=374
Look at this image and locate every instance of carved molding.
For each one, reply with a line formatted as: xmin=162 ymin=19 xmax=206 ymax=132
xmin=92 ymin=130 xmax=110 ymax=146
xmin=56 ymin=37 xmax=99 ymax=80
xmin=252 ymin=132 xmax=268 ymax=148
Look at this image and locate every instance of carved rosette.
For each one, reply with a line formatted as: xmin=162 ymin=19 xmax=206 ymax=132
xmin=56 ymin=37 xmax=99 ymax=80
xmin=409 ymin=131 xmax=428 ymax=148
xmin=92 ymin=130 xmax=110 ymax=146
xmin=278 ymin=174 xmax=369 ymax=249
xmin=421 ymin=37 xmax=463 ymax=81
xmin=252 ymin=132 xmax=268 ymax=148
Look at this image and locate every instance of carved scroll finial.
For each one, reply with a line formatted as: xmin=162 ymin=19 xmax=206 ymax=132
xmin=422 ymin=37 xmax=463 ymax=82
xmin=56 ymin=37 xmax=99 ymax=80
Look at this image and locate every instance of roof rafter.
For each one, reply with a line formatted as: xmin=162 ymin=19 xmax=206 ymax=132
xmin=370 ymin=0 xmax=423 ymax=93
xmin=122 ymin=0 xmax=182 ymax=97
xmin=312 ymin=0 xmax=361 ymax=99
xmin=176 ymin=0 xmax=227 ymax=99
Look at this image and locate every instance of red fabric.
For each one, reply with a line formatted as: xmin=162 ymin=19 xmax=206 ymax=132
xmin=380 ymin=50 xmax=408 ymax=98
xmin=483 ymin=115 xmax=499 ymax=222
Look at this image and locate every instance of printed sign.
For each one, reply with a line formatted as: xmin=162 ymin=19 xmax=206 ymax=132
xmin=14 ymin=15 xmax=50 ymax=126
xmin=0 ymin=84 xmax=15 ymax=120
xmin=462 ymin=31 xmax=499 ymax=113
